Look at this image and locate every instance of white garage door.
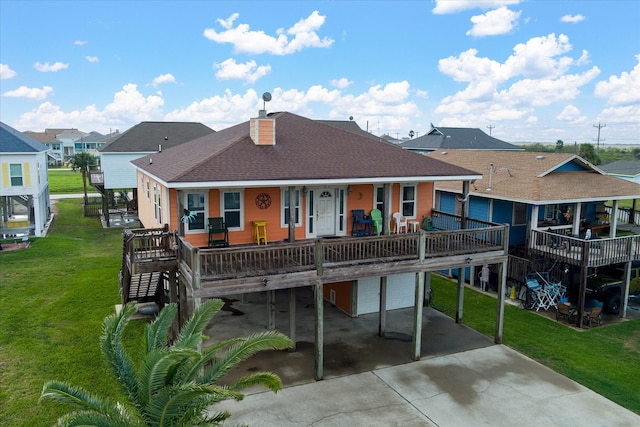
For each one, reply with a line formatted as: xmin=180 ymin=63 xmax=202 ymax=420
xmin=356 ymin=273 xmax=415 ymax=315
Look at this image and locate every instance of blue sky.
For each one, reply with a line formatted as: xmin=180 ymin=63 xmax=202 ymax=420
xmin=1 ymin=0 xmax=639 ymax=146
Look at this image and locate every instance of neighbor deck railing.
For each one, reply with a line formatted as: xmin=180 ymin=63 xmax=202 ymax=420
xmin=530 ymin=229 xmax=639 ymax=268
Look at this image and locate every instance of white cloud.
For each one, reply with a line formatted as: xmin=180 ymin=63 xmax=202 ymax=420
xmin=436 ymin=33 xmax=600 ymax=126
xmin=2 ymin=85 xmax=53 ymax=100
xmin=557 ymin=105 xmax=586 ymax=123
xmin=576 ymin=50 xmax=589 ymax=66
xmin=34 ymin=61 xmax=69 ymax=72
xmin=74 ymin=40 xmax=88 ymax=46
xmin=214 ymin=59 xmax=271 ymax=83
xmin=151 ymin=73 xmax=177 ymax=87
xmin=594 ymin=55 xmax=640 ymax=105
xmin=85 ymin=56 xmax=99 ymax=63
xmin=433 ymin=0 xmax=520 ymax=15
xmin=330 ymin=78 xmax=352 ymax=89
xmin=466 ymin=7 xmax=521 ymax=37
xmin=561 ymin=14 xmax=585 ymax=23
xmin=598 ymin=104 xmax=640 ymax=124
xmin=1 ymin=64 xmax=17 ymax=79
xmin=203 ymin=10 xmax=333 ymax=55
xmin=13 ymin=84 xmax=164 ymax=133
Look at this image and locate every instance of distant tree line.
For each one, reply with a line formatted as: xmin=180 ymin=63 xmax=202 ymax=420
xmin=521 ymin=141 xmax=640 ymax=166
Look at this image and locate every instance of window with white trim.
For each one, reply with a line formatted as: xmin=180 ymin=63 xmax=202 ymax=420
xmin=146 ymin=179 xmax=150 ymax=200
xmin=186 ymin=192 xmax=206 ymax=231
xmin=400 ymin=184 xmax=416 ymax=218
xmin=10 ymin=164 xmax=23 ymax=186
xmin=222 ymin=191 xmax=242 ymax=229
xmin=281 ymin=189 xmax=301 ymax=226
xmin=513 ymin=202 xmax=527 ymax=226
xmin=153 ymin=184 xmax=162 ymax=224
xmin=374 ymin=185 xmax=384 ymax=211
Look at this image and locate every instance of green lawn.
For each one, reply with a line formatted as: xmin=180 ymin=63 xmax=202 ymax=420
xmin=1 ymin=200 xmax=639 ymax=426
xmin=430 ymin=278 xmax=640 ymax=413
xmin=0 ymin=199 xmax=141 ymax=426
xmin=47 ymin=169 xmax=86 ymax=193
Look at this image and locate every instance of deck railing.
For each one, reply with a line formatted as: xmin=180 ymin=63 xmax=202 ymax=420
xmin=530 ymin=229 xmax=639 ymax=268
xmin=192 ymin=223 xmax=507 ymax=283
xmin=123 ymin=227 xmax=175 ymax=267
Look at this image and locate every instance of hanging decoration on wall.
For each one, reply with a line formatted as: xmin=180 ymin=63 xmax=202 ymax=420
xmin=255 ymin=193 xmax=272 ymax=209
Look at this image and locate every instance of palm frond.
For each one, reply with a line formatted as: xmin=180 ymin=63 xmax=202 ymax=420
xmin=176 ymin=337 xmax=244 ymax=384
xmin=172 ymin=299 xmax=224 ymax=349
xmin=40 ymin=381 xmax=113 ymax=413
xmin=201 ymin=331 xmax=292 ymax=384
xmin=146 ymin=303 xmax=178 ymax=352
xmin=136 ymin=348 xmax=198 ymax=407
xmin=145 ymin=385 xmax=243 ymax=426
xmin=100 ymin=303 xmax=141 ymax=404
xmin=228 ymin=372 xmax=284 ymax=393
xmin=56 ymin=409 xmax=139 ymax=427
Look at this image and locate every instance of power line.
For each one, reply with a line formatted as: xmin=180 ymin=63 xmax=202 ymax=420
xmin=593 ymin=122 xmax=606 ymax=151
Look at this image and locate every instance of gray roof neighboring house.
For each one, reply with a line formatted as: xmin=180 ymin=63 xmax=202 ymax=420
xmin=133 ymin=112 xmax=479 ymax=186
xmin=400 ymin=126 xmax=522 ymax=152
xmin=100 ymin=121 xmax=215 ymax=153
xmin=0 ymin=122 xmax=50 ymax=153
xmin=598 ymin=160 xmax=640 ymax=178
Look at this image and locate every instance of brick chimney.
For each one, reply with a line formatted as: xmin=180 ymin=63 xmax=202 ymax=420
xmin=250 ymin=110 xmax=275 ymax=145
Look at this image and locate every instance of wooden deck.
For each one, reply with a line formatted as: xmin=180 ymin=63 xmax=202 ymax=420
xmin=529 ymin=230 xmax=639 ymax=269
xmin=120 ymin=212 xmax=510 ymax=320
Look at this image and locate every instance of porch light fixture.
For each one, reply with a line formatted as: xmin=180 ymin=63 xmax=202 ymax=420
xmin=347 ymin=185 xmax=353 ymax=195
xmin=302 ymin=186 xmax=308 ymax=195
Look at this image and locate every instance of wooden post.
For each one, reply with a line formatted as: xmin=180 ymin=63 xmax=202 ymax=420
xmin=412 ymin=232 xmax=426 ymax=360
xmin=378 ymin=276 xmax=387 ymax=337
xmin=350 ymin=280 xmax=358 ymax=316
xmin=267 ymin=289 xmax=276 ymax=331
xmin=620 ymin=261 xmax=631 ymax=319
xmin=314 ymin=282 xmax=324 ymax=381
xmin=455 ymin=268 xmax=464 ymax=324
xmin=413 ymin=271 xmax=425 ymax=360
xmin=383 ymin=183 xmax=392 ymax=235
xmin=495 ymin=261 xmax=507 ymax=344
xmin=289 ymin=288 xmax=297 ymax=351
xmin=576 ymin=243 xmax=589 ymax=328
xmin=288 ymin=186 xmax=296 ymax=242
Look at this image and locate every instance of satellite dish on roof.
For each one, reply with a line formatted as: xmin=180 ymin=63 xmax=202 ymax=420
xmin=261 ymin=92 xmax=272 ymax=111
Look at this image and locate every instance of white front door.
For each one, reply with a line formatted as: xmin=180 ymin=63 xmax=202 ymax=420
xmin=316 ymin=189 xmax=335 ymax=236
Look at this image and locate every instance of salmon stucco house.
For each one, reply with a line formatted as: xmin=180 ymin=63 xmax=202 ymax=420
xmin=128 ymin=110 xmax=511 ymax=379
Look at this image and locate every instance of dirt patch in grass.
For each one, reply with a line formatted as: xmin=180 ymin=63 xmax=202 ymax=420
xmin=0 ymin=241 xmax=30 ymax=252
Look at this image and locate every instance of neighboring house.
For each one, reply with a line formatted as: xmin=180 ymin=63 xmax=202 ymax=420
xmin=434 ymin=149 xmax=640 ymax=315
xmin=131 ymin=111 xmax=493 ymax=317
xmin=24 ymin=128 xmax=111 ymax=165
xmin=24 ymin=128 xmax=65 ymax=165
xmin=95 ymin=121 xmax=215 ymax=224
xmin=400 ymin=125 xmax=523 ymax=155
xmin=599 ymin=160 xmax=640 ymax=184
xmin=0 ymin=122 xmax=51 ymax=237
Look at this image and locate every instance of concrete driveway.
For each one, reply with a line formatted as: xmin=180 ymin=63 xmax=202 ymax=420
xmin=206 ymin=289 xmax=640 ymax=426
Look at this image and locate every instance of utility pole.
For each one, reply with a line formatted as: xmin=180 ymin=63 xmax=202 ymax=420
xmin=593 ymin=122 xmax=606 ymax=151
xmin=486 ymin=125 xmax=495 ymax=136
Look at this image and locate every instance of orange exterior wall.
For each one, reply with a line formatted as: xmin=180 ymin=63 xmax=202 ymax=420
xmin=138 ymin=177 xmax=437 ymax=248
xmin=323 ymin=281 xmax=353 ymax=315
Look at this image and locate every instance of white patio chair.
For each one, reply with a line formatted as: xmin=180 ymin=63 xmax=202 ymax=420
xmin=392 ymin=212 xmax=408 ymax=233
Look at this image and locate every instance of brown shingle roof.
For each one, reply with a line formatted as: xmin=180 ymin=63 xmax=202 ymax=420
xmin=434 ymin=150 xmax=640 ymax=202
xmin=133 ymin=112 xmax=479 ymax=185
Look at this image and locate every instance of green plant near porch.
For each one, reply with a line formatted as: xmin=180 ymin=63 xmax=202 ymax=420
xmin=40 ymin=300 xmax=293 ymax=426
